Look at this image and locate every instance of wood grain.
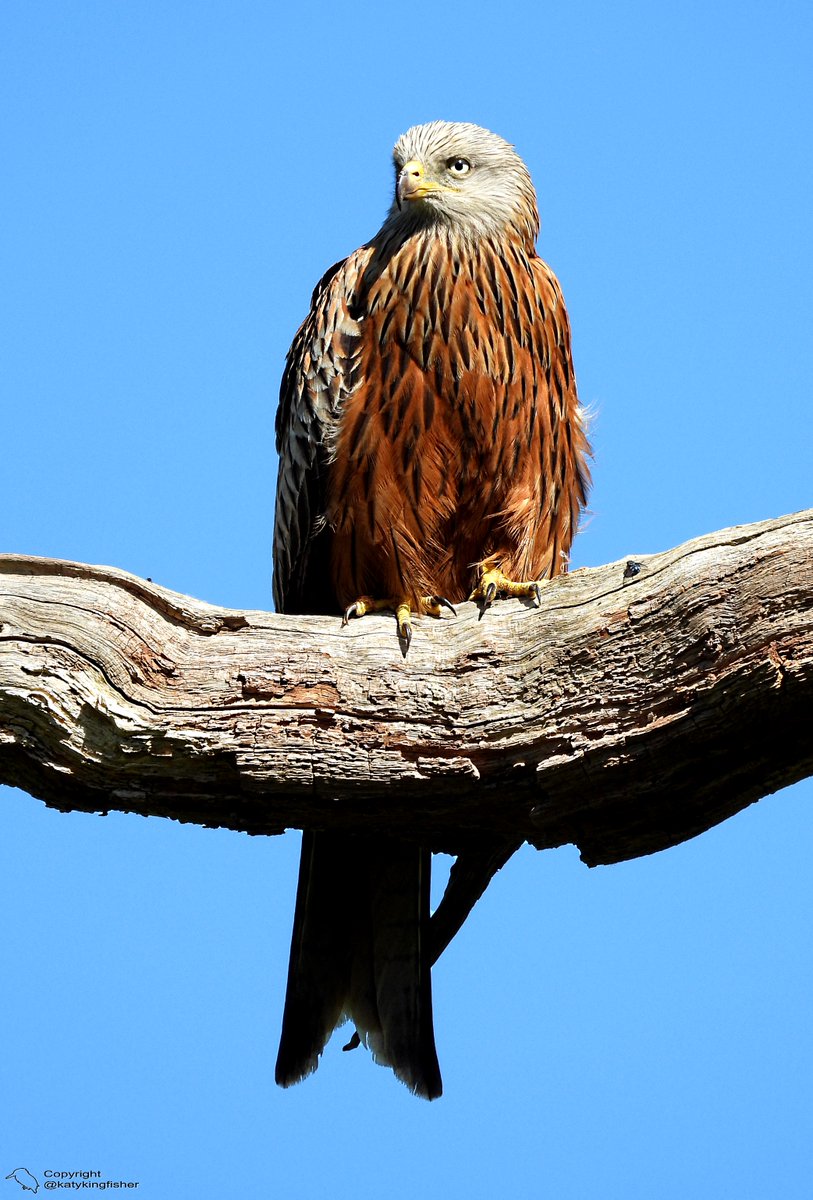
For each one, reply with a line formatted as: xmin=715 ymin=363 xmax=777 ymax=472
xmin=1 ymin=509 xmax=811 ymax=866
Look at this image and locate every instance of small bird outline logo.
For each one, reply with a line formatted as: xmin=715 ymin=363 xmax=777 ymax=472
xmin=5 ymin=1168 xmax=40 ymax=1194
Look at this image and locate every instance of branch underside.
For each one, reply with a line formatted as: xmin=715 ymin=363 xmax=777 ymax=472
xmin=1 ymin=510 xmax=811 ymax=868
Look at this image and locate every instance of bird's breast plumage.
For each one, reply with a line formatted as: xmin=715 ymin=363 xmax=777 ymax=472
xmin=318 ymin=228 xmax=589 ymax=607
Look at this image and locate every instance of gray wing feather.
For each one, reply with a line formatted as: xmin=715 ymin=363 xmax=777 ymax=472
xmin=272 ymin=251 xmax=368 ymax=614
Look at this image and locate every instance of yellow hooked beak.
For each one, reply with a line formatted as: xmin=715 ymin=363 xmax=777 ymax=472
xmin=397 ymin=159 xmax=447 ymax=208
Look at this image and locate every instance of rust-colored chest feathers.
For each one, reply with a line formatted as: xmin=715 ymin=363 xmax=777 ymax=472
xmin=323 ymin=229 xmax=590 ymax=608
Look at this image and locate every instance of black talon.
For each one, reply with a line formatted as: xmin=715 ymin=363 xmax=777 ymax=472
xmin=432 ymin=595 xmax=457 ymax=616
xmin=484 ymin=581 xmax=497 ymax=607
xmin=342 ymin=1031 xmax=361 ymax=1052
xmin=342 ymin=603 xmax=358 ymax=626
xmin=531 ymin=582 xmax=542 ymax=607
xmin=399 ymin=620 xmax=413 ymax=651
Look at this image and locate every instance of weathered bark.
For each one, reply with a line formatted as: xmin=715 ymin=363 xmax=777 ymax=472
xmin=0 ymin=509 xmax=810 ymax=867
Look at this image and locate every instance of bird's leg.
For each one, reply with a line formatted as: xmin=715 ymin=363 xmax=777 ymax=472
xmin=343 ymin=594 xmax=456 ymax=649
xmin=468 ymin=562 xmax=544 ymax=615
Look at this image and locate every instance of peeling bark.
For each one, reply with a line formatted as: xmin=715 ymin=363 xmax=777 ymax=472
xmin=0 ymin=509 xmax=811 ymax=867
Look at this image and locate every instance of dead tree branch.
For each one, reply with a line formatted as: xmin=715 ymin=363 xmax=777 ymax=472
xmin=1 ymin=509 xmax=811 ymax=867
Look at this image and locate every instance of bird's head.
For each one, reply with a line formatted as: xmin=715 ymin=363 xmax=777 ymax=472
xmin=384 ymin=121 xmax=540 ymax=247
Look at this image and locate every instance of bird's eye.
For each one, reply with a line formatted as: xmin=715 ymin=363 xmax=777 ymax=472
xmin=447 ymin=157 xmax=471 ymax=176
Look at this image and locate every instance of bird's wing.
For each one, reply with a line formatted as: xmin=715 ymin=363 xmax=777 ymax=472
xmin=525 ymin=253 xmax=592 ymax=575
xmin=272 ymin=247 xmax=372 ymax=615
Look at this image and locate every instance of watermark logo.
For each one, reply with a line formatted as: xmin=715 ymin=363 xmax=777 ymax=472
xmin=5 ymin=1171 xmax=39 ymax=1195
xmin=5 ymin=1170 xmax=139 ymax=1192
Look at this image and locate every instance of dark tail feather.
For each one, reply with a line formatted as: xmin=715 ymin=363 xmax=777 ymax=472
xmin=275 ymin=830 xmax=355 ymax=1087
xmin=365 ymin=843 xmax=442 ymax=1099
xmin=275 ymin=831 xmax=442 ymax=1100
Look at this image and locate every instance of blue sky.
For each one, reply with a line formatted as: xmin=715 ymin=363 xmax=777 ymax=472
xmin=1 ymin=1 xmax=812 ymax=1196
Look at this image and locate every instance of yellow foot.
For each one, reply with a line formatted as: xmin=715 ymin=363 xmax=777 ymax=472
xmin=342 ymin=594 xmax=456 ymax=649
xmin=468 ymin=567 xmax=544 ymax=615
